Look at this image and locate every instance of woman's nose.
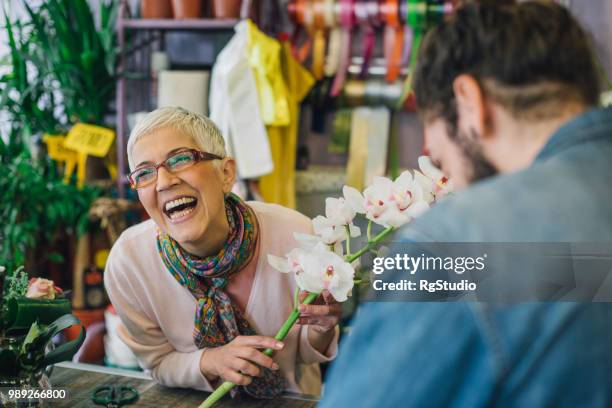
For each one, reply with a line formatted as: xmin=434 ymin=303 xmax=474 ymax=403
xmin=156 ymin=166 xmax=180 ymax=191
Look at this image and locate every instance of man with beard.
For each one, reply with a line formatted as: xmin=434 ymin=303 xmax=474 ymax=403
xmin=320 ymin=1 xmax=612 ymax=407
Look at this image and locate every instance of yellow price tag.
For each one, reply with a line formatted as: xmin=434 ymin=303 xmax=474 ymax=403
xmin=43 ymin=134 xmax=78 ymax=162
xmin=64 ymin=123 xmax=115 ymax=158
xmin=95 ymin=249 xmax=110 ymax=269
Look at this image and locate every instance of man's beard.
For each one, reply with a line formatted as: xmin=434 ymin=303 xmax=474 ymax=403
xmin=454 ymin=127 xmax=498 ymax=184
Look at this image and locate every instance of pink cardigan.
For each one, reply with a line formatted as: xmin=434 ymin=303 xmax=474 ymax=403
xmin=104 ymin=201 xmax=338 ymax=395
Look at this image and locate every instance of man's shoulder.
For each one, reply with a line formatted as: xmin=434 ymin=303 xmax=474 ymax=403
xmin=401 ymin=153 xmax=612 ymax=242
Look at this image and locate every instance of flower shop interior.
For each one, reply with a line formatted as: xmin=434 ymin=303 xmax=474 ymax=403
xmin=1 ymin=0 xmax=611 ymax=407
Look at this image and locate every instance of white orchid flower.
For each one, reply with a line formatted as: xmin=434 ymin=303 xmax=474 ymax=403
xmin=390 ymin=171 xmax=430 ymax=219
xmin=416 ymin=156 xmax=453 ymax=202
xmin=268 ymin=242 xmax=355 ymax=302
xmin=312 ymin=215 xmax=347 ymax=245
xmin=294 ymin=232 xmax=344 ymax=256
xmin=312 ymin=197 xmax=361 ymax=245
xmin=344 ymin=177 xmax=398 ymax=227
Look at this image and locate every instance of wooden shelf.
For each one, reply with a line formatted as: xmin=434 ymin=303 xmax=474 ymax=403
xmin=119 ymin=18 xmax=239 ymax=31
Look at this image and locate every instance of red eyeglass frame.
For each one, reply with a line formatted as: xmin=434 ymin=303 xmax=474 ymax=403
xmin=128 ymin=148 xmax=223 ymax=189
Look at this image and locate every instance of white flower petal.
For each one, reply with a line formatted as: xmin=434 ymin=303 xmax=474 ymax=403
xmin=405 ymin=200 xmax=430 ymax=218
xmin=294 ymin=232 xmax=322 ymax=250
xmin=267 ymin=255 xmax=292 ymax=273
xmin=418 ymin=156 xmax=444 ymax=181
xmin=343 ymin=186 xmax=366 ymax=213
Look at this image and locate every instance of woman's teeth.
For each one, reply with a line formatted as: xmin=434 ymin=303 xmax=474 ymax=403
xmin=165 ymin=197 xmax=196 ymax=212
xmin=169 ymin=206 xmax=195 ymax=220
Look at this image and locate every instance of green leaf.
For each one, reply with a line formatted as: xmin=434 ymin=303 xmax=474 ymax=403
xmin=21 ymin=320 xmax=43 ymax=355
xmin=47 ymin=252 xmax=64 ymax=263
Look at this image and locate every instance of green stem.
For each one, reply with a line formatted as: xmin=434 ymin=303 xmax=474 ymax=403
xmin=346 ymin=226 xmax=395 ymax=264
xmin=345 ymin=225 xmax=351 ymax=256
xmin=293 ymin=286 xmax=299 ymax=310
xmin=367 ymin=220 xmax=373 ymax=242
xmin=199 ymin=293 xmax=319 ymax=408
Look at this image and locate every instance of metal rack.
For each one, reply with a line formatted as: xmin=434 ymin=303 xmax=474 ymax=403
xmin=114 ymin=0 xmax=241 ymax=197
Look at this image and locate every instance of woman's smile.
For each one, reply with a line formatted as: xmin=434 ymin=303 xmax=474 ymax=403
xmin=163 ymin=194 xmax=199 ymax=223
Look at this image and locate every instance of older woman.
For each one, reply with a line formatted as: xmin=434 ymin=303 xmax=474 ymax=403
xmin=104 ymin=107 xmax=340 ymax=398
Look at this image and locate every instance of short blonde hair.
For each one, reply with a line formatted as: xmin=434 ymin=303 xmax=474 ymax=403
xmin=127 ymin=106 xmax=227 ymax=170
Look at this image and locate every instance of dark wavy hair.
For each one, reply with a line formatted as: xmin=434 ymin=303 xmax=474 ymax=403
xmin=413 ymin=1 xmax=602 ymax=136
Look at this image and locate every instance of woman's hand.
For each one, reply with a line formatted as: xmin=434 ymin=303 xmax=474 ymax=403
xmin=199 ymin=335 xmax=283 ymax=385
xmin=297 ymin=290 xmax=342 ymax=333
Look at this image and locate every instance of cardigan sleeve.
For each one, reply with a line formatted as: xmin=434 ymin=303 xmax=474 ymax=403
xmin=104 ymin=251 xmax=213 ymax=391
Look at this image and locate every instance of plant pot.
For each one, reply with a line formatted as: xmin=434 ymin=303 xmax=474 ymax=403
xmin=211 ymin=0 xmax=242 ymax=18
xmin=0 ymin=334 xmax=52 ymax=407
xmin=141 ymin=0 xmax=173 ymax=19
xmin=171 ymin=0 xmax=202 ymax=19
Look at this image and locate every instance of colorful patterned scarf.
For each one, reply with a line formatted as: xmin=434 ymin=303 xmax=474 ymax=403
xmin=157 ymin=193 xmax=284 ymax=398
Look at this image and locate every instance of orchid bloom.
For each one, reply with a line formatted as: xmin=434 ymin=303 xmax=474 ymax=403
xmin=343 ymin=177 xmax=395 ymax=227
xmin=268 ymin=242 xmax=355 ymax=302
xmin=312 ymin=197 xmax=360 ymax=245
xmin=386 ymin=171 xmax=430 ymax=226
xmin=26 ymin=278 xmax=62 ymax=300
xmin=344 ymin=173 xmax=430 ymax=228
xmin=415 ymin=156 xmax=453 ymax=203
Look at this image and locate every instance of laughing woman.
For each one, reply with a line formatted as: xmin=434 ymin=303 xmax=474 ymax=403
xmin=104 ymin=107 xmax=340 ymax=398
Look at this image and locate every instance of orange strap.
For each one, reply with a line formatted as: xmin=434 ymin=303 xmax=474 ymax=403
xmin=381 ymin=0 xmax=404 ymax=83
xmin=289 ymin=0 xmax=313 ymax=63
xmin=311 ymin=0 xmax=327 ymax=79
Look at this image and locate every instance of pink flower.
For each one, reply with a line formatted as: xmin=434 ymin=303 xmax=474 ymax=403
xmin=26 ymin=278 xmax=62 ymax=300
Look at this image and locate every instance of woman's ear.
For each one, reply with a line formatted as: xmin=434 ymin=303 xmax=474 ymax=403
xmin=453 ymin=74 xmax=489 ymax=140
xmin=219 ymin=157 xmax=237 ymax=194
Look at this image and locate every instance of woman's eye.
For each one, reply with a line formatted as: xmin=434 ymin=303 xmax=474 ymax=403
xmin=168 ymin=153 xmax=193 ymax=168
xmin=135 ymin=168 xmax=155 ymax=181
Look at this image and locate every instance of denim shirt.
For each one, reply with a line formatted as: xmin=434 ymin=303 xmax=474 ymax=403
xmin=320 ymin=108 xmax=612 ymax=408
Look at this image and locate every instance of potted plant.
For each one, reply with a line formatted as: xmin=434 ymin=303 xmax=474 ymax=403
xmin=0 ymin=266 xmax=85 ymax=405
xmin=0 ymin=0 xmax=117 ymax=276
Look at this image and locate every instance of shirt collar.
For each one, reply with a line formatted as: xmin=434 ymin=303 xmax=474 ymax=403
xmin=535 ymin=107 xmax=612 ymax=162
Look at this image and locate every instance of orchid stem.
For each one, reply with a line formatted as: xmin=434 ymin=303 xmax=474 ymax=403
xmin=367 ymin=221 xmax=373 ymax=242
xmin=345 ymin=225 xmax=352 ymax=256
xmin=199 ymin=292 xmax=319 ymax=408
xmin=346 ymin=226 xmax=394 ymax=264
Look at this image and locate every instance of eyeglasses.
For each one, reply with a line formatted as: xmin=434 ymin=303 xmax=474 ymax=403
xmin=128 ymin=148 xmax=222 ymax=189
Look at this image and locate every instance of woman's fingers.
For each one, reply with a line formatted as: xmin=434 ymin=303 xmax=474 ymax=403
xmin=299 ymin=303 xmax=342 ymax=316
xmin=230 ymin=357 xmax=262 ymax=377
xmin=236 ymin=347 xmax=279 ymax=371
xmin=321 ymin=289 xmax=335 ymax=304
xmin=298 ymin=316 xmax=336 ymax=326
xmin=233 ymin=335 xmax=284 ymax=350
xmin=221 ymin=367 xmax=253 ymax=386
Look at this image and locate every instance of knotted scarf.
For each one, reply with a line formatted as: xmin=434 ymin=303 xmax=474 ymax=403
xmin=157 ymin=193 xmax=284 ymax=398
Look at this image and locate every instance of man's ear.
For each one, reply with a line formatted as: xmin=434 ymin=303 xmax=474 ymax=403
xmin=453 ymin=74 xmax=489 ymax=140
xmin=219 ymin=157 xmax=237 ymax=194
